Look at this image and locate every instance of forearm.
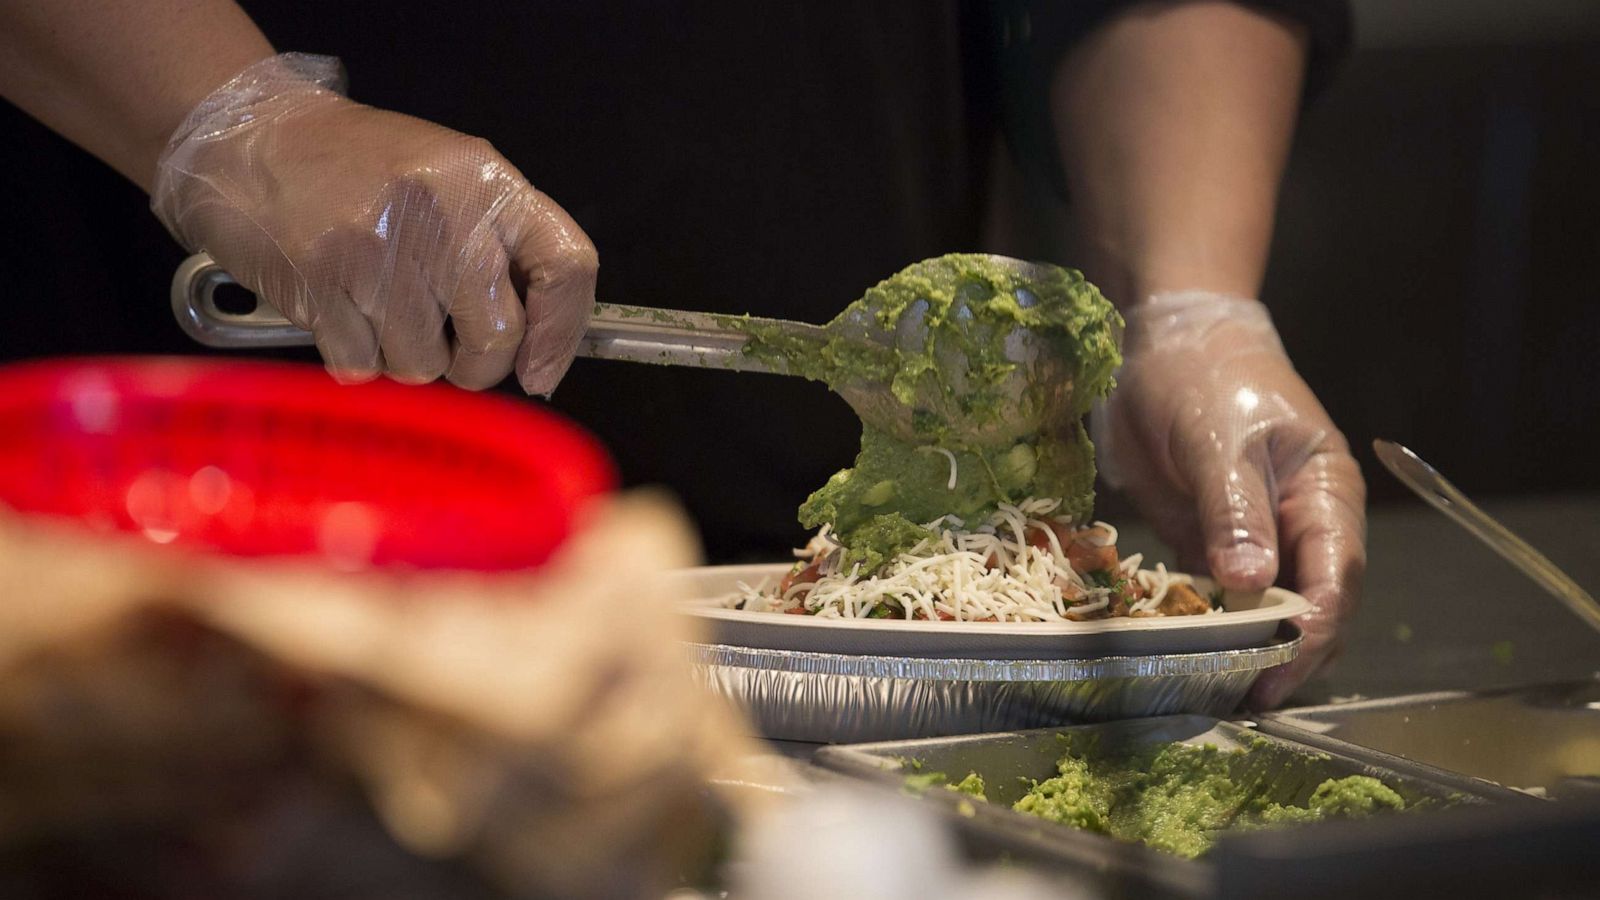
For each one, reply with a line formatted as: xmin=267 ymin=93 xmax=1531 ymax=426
xmin=1050 ymin=1 xmax=1308 ymax=306
xmin=0 ymin=0 xmax=274 ymax=192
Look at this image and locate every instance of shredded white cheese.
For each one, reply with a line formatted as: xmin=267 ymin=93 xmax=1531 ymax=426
xmin=731 ymin=498 xmax=1217 ymax=623
xmin=735 ymin=500 xmax=1083 ymax=621
xmin=919 ymin=446 xmax=960 ymax=490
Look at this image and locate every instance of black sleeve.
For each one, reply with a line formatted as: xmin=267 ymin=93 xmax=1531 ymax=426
xmin=993 ymin=0 xmax=1353 ymax=199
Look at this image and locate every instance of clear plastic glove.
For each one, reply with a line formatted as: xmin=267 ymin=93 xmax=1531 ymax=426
xmin=152 ymin=53 xmax=596 ymax=393
xmin=1098 ymin=291 xmax=1366 ymax=707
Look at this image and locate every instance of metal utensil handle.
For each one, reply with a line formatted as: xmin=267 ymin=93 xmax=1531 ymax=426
xmin=582 ymin=305 xmax=825 ymax=375
xmin=171 ymin=251 xmax=823 ymax=374
xmin=171 ymin=252 xmax=316 ymax=348
xmin=1373 ymin=439 xmax=1600 ymax=633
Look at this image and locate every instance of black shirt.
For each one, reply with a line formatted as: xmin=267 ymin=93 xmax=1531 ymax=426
xmin=0 ymin=1 xmax=1349 ymax=561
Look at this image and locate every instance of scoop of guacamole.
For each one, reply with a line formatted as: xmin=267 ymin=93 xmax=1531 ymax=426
xmin=741 ymin=254 xmax=1121 ymax=567
xmin=1013 ymin=741 xmax=1409 ymax=859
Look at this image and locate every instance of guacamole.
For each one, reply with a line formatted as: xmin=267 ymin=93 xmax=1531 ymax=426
xmin=1011 ymin=741 xmax=1407 ymax=859
xmin=739 ymin=254 xmax=1121 ymax=569
xmin=903 ymin=769 xmax=989 ymax=801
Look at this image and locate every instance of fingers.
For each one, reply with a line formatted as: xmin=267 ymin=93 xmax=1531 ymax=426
xmin=310 ymin=290 xmax=383 ymax=383
xmin=1108 ymin=293 xmax=1365 ymax=710
xmin=445 ymin=246 xmax=524 ymax=390
xmin=253 ymin=250 xmax=382 ymax=383
xmin=281 ymin=227 xmax=392 ymax=384
xmin=1184 ymin=433 xmax=1281 ymax=591
xmin=1119 ymin=458 xmax=1209 ymax=575
xmin=507 ymin=189 xmax=598 ymax=396
xmin=195 ymin=211 xmax=381 ymax=383
xmin=169 ymin=107 xmax=591 ymax=392
xmin=373 ymin=272 xmax=451 ymax=384
xmin=1247 ymin=634 xmax=1349 ymax=713
xmin=362 ymin=188 xmax=453 ymax=384
xmin=1245 ymin=448 xmax=1367 ymax=709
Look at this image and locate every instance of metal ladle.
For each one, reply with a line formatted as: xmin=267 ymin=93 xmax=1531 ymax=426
xmin=171 ymin=252 xmax=1074 ymax=448
xmin=1373 ymin=439 xmax=1600 ymax=633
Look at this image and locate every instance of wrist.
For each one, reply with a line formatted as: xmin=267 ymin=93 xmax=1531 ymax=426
xmin=151 ymin=53 xmax=348 ymax=246
xmin=1069 ymin=234 xmax=1268 ymax=317
xmin=1118 ymin=258 xmax=1268 ymax=313
xmin=159 ymin=53 xmax=346 ymax=157
xmin=1121 ymin=290 xmax=1283 ymax=358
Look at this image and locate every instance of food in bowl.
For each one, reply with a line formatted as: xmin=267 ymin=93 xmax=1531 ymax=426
xmin=727 ymin=497 xmax=1217 ymax=623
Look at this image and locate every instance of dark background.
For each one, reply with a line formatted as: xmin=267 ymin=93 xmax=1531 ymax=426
xmin=2 ymin=1 xmax=1597 ymax=559
xmin=987 ymin=1 xmax=1600 ymax=523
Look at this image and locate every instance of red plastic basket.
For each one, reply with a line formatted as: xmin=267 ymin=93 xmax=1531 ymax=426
xmin=0 ymin=357 xmax=615 ymax=572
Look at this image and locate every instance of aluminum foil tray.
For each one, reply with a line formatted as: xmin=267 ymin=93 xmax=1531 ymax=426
xmin=689 ymin=625 xmax=1300 ymax=743
xmin=812 ymin=715 xmax=1533 ymax=899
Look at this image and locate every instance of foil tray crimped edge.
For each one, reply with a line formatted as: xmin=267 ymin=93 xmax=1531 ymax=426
xmin=688 ymin=626 xmax=1300 ymax=681
xmin=697 ymin=665 xmax=1264 ymax=743
xmin=688 ymin=626 xmax=1301 ymax=743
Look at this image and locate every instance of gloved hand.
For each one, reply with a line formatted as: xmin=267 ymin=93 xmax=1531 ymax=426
xmin=152 ymin=53 xmax=595 ymax=394
xmin=1098 ymin=291 xmax=1366 ymax=707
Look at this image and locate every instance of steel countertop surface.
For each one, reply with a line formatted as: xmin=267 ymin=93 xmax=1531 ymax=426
xmin=1116 ymin=491 xmax=1600 ymax=707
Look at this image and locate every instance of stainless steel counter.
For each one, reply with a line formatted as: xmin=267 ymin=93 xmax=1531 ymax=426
xmin=1117 ymin=492 xmax=1600 ymax=706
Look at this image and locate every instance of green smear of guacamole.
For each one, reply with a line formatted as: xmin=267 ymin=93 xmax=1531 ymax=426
xmin=740 ymin=254 xmax=1120 ymax=569
xmin=903 ymin=769 xmax=989 ymax=802
xmin=902 ymin=771 xmax=950 ymax=793
xmin=1258 ymin=775 xmax=1408 ymax=823
xmin=952 ymin=772 xmax=988 ymax=800
xmin=1011 ymin=741 xmax=1407 ymax=859
xmin=1491 ymin=640 xmax=1515 ymax=665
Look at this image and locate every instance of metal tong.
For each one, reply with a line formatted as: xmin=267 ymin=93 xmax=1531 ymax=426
xmin=1373 ymin=439 xmax=1600 ymax=633
xmin=170 ymin=251 xmax=822 ymax=375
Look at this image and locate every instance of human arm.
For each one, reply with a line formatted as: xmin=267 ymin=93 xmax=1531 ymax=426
xmin=1050 ymin=1 xmax=1365 ymax=706
xmin=0 ymin=0 xmax=273 ymax=191
xmin=0 ymin=0 xmax=595 ymax=393
xmin=1052 ymin=0 xmax=1304 ymax=303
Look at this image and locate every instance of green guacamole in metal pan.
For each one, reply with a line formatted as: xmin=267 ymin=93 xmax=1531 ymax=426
xmin=739 ymin=254 xmax=1122 ymax=572
xmin=912 ymin=739 xmax=1408 ymax=859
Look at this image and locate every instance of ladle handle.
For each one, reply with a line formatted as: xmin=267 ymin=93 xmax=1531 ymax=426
xmin=1373 ymin=439 xmax=1600 ymax=633
xmin=170 ymin=251 xmax=823 ymax=374
xmin=170 ymin=252 xmax=316 ymax=348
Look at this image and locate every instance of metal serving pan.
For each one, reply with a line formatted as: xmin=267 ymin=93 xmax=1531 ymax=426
xmin=689 ymin=626 xmax=1299 ymax=743
xmin=1264 ymin=677 xmax=1600 ymax=798
xmin=811 ymin=715 xmax=1534 ymax=899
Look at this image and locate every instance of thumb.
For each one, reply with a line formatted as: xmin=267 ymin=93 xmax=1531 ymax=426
xmin=1188 ymin=442 xmax=1280 ymax=591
